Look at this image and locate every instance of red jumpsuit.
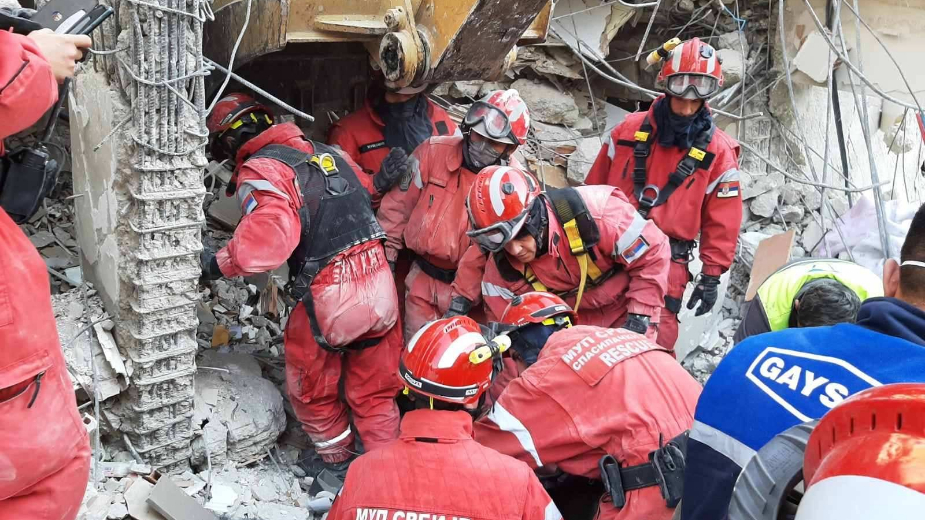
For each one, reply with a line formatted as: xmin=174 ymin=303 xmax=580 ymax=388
xmin=474 ymin=326 xmax=701 ymax=520
xmin=327 ymin=95 xmax=458 ymax=207
xmin=0 ymin=31 xmax=91 ymax=520
xmin=329 ymin=409 xmax=562 ymax=520
xmin=378 ymin=136 xmax=507 ymax=340
xmin=585 ymin=97 xmax=742 ymax=349
xmin=478 ymin=186 xmax=670 ymax=337
xmin=215 ymin=123 xmax=403 ymax=463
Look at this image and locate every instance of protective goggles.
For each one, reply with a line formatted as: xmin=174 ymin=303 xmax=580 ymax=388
xmin=464 ymin=101 xmax=518 ymax=143
xmin=467 ymin=212 xmax=528 ymax=253
xmin=665 ymin=73 xmax=719 ymax=100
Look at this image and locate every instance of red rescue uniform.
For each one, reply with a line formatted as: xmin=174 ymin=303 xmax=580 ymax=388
xmin=329 ymin=409 xmax=562 ymax=520
xmin=0 ymin=31 xmax=91 ymax=520
xmin=328 ymin=95 xmax=458 ymax=207
xmin=479 ymin=186 xmax=670 ymax=338
xmin=215 ymin=123 xmax=402 ymax=462
xmin=585 ymin=98 xmax=741 ymax=349
xmin=378 ymin=136 xmax=511 ymax=340
xmin=474 ymin=326 xmax=701 ymax=520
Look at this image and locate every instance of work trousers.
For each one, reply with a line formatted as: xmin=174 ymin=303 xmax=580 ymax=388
xmin=655 ymin=261 xmax=691 ymax=353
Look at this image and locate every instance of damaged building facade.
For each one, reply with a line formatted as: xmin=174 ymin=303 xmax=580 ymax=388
xmin=31 ymin=0 xmax=923 ymax=511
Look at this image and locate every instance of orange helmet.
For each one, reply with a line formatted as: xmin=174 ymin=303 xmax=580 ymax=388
xmin=500 ymin=292 xmax=577 ymax=330
xmin=795 ymin=383 xmax=925 ymax=520
xmin=463 ymin=89 xmax=531 ymax=145
xmin=466 ymin=165 xmax=541 ymax=253
xmin=206 ymin=92 xmax=272 ymax=135
xmin=656 ymin=38 xmax=723 ymax=100
xmin=399 ymin=317 xmax=508 ymax=406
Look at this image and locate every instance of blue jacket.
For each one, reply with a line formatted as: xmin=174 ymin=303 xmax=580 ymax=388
xmin=680 ymin=297 xmax=925 ymax=520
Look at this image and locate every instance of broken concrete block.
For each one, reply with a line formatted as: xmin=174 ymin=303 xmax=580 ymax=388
xmin=29 ymin=230 xmax=56 ymax=248
xmin=779 ymin=204 xmax=804 ymax=222
xmin=147 ymin=477 xmax=218 ymax=520
xmin=254 ymin=502 xmax=310 ymax=520
xmin=206 ymin=191 xmax=243 ymax=230
xmin=780 ymin=184 xmax=803 ymax=205
xmin=477 ymin=81 xmax=510 ymax=98
xmin=567 ymin=137 xmax=603 ymax=184
xmin=801 ymin=220 xmax=825 ymax=252
xmin=252 ymin=479 xmax=280 ymax=502
xmin=716 ymin=31 xmax=749 ymax=57
xmin=749 ymin=191 xmax=778 ymax=218
xmin=123 ymin=479 xmax=164 ymax=520
xmin=511 ymin=79 xmax=579 ymax=125
xmin=716 ymin=49 xmax=744 ymax=86
xmin=678 ymin=0 xmax=695 ymax=11
xmin=107 ymin=502 xmax=129 ymax=520
xmin=449 ymin=80 xmax=483 ymax=99
xmin=793 ymin=31 xmax=837 ymax=83
xmin=204 ymin=483 xmax=238 ymax=514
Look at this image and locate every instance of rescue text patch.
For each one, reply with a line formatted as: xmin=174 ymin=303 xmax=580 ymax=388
xmin=356 ymin=509 xmax=471 ymax=520
xmin=359 ymin=140 xmax=387 ymax=154
xmin=745 ymin=346 xmax=881 ymax=422
xmin=560 ymin=329 xmax=663 ymax=386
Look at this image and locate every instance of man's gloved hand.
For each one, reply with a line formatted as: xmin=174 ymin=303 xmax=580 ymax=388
xmin=687 ymin=274 xmax=721 ymax=316
xmin=621 ymin=313 xmax=651 ymax=335
xmin=443 ymin=296 xmax=472 ymax=318
xmin=200 ymin=250 xmax=223 ymax=281
xmin=374 ymin=148 xmax=411 ymax=194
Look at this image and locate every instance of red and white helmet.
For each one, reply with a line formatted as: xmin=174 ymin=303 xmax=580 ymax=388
xmin=399 ymin=317 xmax=508 ymax=406
xmin=795 ymin=383 xmax=925 ymax=520
xmin=500 ymin=292 xmax=577 ymax=330
xmin=206 ymin=92 xmax=272 ymax=136
xmin=466 ymin=165 xmax=541 ymax=253
xmin=463 ymin=89 xmax=531 ymax=146
xmin=656 ymin=38 xmax=723 ymax=100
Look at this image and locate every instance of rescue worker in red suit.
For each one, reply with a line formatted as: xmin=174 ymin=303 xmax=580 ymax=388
xmin=378 ymin=89 xmax=530 ymax=340
xmin=202 ymin=93 xmax=410 ymax=479
xmin=327 ymin=81 xmax=458 ymax=208
xmin=585 ymin=37 xmax=742 ymax=351
xmin=473 ymin=293 xmax=701 ymax=520
xmin=467 ymin=166 xmax=670 ymax=344
xmin=329 ymin=316 xmax=562 ymax=520
xmin=0 ymin=19 xmax=92 ymax=520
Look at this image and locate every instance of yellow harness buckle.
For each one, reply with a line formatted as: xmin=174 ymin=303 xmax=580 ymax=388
xmin=310 ymin=153 xmax=339 ymax=175
xmin=688 ymin=147 xmax=706 ymax=161
xmin=634 ymin=131 xmax=650 ymax=142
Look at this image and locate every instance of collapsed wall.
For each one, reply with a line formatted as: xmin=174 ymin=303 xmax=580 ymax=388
xmin=69 ymin=0 xmax=207 ymax=467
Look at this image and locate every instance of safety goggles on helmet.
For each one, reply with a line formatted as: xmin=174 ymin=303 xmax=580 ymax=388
xmin=464 ymin=101 xmax=518 ymax=144
xmin=665 ymin=73 xmax=719 ymax=100
xmin=467 ymin=212 xmax=528 ymax=253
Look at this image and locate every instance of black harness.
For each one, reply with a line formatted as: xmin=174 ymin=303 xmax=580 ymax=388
xmin=248 ymin=142 xmax=385 ymax=354
xmin=615 ymin=115 xmax=716 ymax=219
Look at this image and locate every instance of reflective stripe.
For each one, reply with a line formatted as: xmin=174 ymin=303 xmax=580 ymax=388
xmin=437 ymin=332 xmax=486 ymax=369
xmin=689 ymin=420 xmax=756 ymax=469
xmin=545 ymin=501 xmax=563 ymax=520
xmin=412 ymin=156 xmax=423 ymax=189
xmin=486 ymin=402 xmax=543 ymax=466
xmin=615 ymin=211 xmax=649 ymax=255
xmin=314 ymin=427 xmax=352 ymax=449
xmin=239 ymin=179 xmax=290 ymax=200
xmin=482 ymin=281 xmax=515 ymax=300
xmin=705 ymin=168 xmax=741 ymax=195
xmin=606 ymin=135 xmax=615 ymax=160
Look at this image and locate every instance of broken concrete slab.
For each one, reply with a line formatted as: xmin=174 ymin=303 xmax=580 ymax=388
xmin=107 ymin=501 xmax=129 ymax=520
xmin=793 ymin=31 xmax=837 ymax=84
xmin=204 ymin=483 xmax=238 ymax=514
xmin=254 ymin=502 xmax=310 ymax=520
xmin=716 ymin=49 xmax=744 ymax=86
xmin=511 ymin=79 xmax=579 ymax=125
xmin=124 ymin=478 xmax=164 ymax=520
xmin=802 ymin=220 xmax=825 ymax=252
xmin=749 ymin=191 xmax=779 ymax=218
xmin=449 ymin=80 xmax=483 ymax=99
xmin=716 ymin=31 xmax=749 ymax=57
xmin=566 ymin=137 xmax=603 ymax=184
xmin=147 ymin=477 xmax=218 ymax=520
xmin=29 ymin=230 xmax=56 ymax=248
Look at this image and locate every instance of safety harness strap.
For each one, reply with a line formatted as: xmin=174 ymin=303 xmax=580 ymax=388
xmin=618 ymin=116 xmax=717 ymax=218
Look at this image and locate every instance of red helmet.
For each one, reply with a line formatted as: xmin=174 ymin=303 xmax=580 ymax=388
xmin=656 ymin=38 xmax=723 ymax=100
xmin=463 ymin=89 xmax=531 ymax=146
xmin=206 ymin=92 xmax=273 ymax=136
xmin=795 ymin=384 xmax=925 ymax=520
xmin=466 ymin=165 xmax=541 ymax=252
xmin=399 ymin=317 xmax=508 ymax=406
xmin=500 ymin=292 xmax=577 ymax=330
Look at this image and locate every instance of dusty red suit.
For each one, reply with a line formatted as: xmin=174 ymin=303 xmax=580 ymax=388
xmin=477 ymin=186 xmax=670 ymax=337
xmin=329 ymin=409 xmax=562 ymax=520
xmin=474 ymin=326 xmax=701 ymax=520
xmin=0 ymin=31 xmax=91 ymax=520
xmin=216 ymin=123 xmax=402 ymax=462
xmin=585 ymin=97 xmax=742 ymax=349
xmin=378 ymin=136 xmax=509 ymax=339
xmin=327 ymin=94 xmax=458 ymax=208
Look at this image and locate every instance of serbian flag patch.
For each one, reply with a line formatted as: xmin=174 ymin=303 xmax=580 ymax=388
xmin=717 ymin=181 xmax=740 ymax=198
xmin=621 ymin=236 xmax=650 ymax=264
xmin=241 ymin=192 xmax=259 ymax=215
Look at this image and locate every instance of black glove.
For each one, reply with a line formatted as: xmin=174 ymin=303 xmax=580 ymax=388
xmin=1 ymin=7 xmax=35 ymax=19
xmin=621 ymin=313 xmax=651 ymax=334
xmin=687 ymin=274 xmax=721 ymax=316
xmin=443 ymin=296 xmax=472 ymax=318
xmin=200 ymin=250 xmax=223 ymax=281
xmin=374 ymin=148 xmax=411 ymax=194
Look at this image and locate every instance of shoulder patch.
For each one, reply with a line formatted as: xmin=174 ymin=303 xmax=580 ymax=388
xmin=716 ymin=181 xmax=740 ymax=198
xmin=241 ymin=192 xmax=258 ymax=215
xmin=435 ymin=121 xmax=449 ymax=135
xmin=620 ymin=236 xmax=650 ymax=264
